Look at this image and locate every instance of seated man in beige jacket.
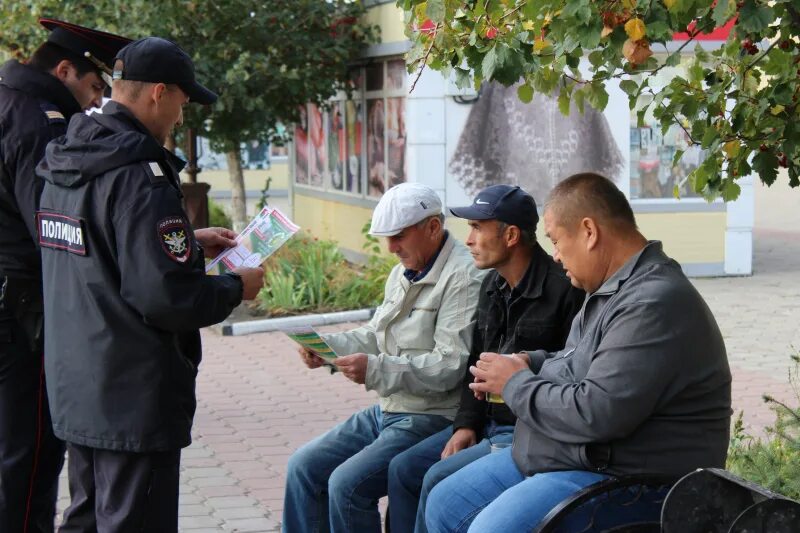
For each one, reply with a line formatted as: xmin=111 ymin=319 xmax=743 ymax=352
xmin=283 ymin=182 xmax=484 ymax=533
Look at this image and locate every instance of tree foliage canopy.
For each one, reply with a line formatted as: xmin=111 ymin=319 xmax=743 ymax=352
xmin=400 ymin=0 xmax=800 ymax=201
xmin=0 ymin=0 xmax=375 ymax=151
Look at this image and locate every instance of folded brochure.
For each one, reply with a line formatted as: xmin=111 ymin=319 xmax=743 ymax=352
xmin=205 ymin=206 xmax=299 ymax=274
xmin=284 ymin=327 xmax=338 ymax=361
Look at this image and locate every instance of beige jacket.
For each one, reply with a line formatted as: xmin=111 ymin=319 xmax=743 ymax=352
xmin=324 ymin=235 xmax=484 ymax=418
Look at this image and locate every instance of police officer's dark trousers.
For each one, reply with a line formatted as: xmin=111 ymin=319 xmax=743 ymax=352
xmin=0 ymin=282 xmax=65 ymax=533
xmin=59 ymin=443 xmax=180 ymax=533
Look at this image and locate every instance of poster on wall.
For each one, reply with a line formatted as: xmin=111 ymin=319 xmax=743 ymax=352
xmin=367 ymin=98 xmax=385 ymax=197
xmin=345 ymin=99 xmax=363 ymax=194
xmin=294 ymin=106 xmax=309 ymax=185
xmin=367 ymin=97 xmax=406 ymax=197
xmin=307 ymin=104 xmax=326 ymax=187
xmin=448 ymin=82 xmax=625 ymax=205
xmin=326 ymin=102 xmax=345 ymax=190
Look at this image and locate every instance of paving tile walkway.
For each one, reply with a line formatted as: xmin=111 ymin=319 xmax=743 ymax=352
xmin=55 ymin=181 xmax=800 ymax=531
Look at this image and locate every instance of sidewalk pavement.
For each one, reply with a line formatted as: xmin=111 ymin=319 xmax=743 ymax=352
xmin=56 ymin=185 xmax=800 ymax=532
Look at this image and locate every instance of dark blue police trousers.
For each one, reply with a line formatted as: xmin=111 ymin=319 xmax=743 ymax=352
xmin=0 ymin=308 xmax=64 ymax=533
xmin=59 ymin=444 xmax=180 ymax=533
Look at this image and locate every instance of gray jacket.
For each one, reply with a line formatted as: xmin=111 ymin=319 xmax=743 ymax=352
xmin=505 ymin=241 xmax=731 ymax=477
xmin=325 ymin=235 xmax=484 ymax=417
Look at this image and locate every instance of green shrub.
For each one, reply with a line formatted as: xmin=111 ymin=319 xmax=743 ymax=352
xmin=727 ymin=352 xmax=800 ymax=500
xmin=209 ymin=199 xmax=232 ymax=229
xmin=256 ymin=230 xmax=393 ymax=317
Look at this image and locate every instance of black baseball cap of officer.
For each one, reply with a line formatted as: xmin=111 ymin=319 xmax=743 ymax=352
xmin=112 ymin=37 xmax=217 ymax=105
xmin=39 ymin=18 xmax=132 ymax=83
xmin=449 ymin=184 xmax=539 ymax=231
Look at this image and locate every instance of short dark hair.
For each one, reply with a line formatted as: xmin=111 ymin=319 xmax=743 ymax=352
xmin=546 ymin=172 xmax=637 ymax=231
xmin=496 ymin=221 xmax=537 ymax=249
xmin=29 ymin=42 xmax=98 ymax=78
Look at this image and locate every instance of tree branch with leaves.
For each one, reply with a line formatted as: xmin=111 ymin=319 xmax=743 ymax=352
xmin=400 ymin=0 xmax=799 ymax=201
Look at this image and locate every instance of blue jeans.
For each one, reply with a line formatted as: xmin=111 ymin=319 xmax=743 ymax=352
xmin=282 ymin=405 xmax=451 ymax=533
xmin=387 ymin=422 xmax=514 ymax=533
xmin=425 ymin=448 xmax=609 ymax=532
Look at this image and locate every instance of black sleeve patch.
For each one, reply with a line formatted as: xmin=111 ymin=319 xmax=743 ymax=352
xmin=157 ymin=216 xmax=192 ymax=263
xmin=37 ymin=212 xmax=87 ymax=255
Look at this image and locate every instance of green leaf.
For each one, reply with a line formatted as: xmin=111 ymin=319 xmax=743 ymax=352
xmin=665 ymin=52 xmax=682 ymax=67
xmin=712 ymin=0 xmax=734 ymax=27
xmin=752 ymin=150 xmax=779 ymax=186
xmin=673 ymin=149 xmax=685 ymax=168
xmin=558 ymin=89 xmax=571 ymax=115
xmin=690 ymin=164 xmax=710 ymax=194
xmin=619 ymin=79 xmax=638 ymax=96
xmin=454 ymin=67 xmax=472 ymax=89
xmin=646 ymin=20 xmax=672 ymax=42
xmin=587 ymin=83 xmax=609 ymax=110
xmin=426 ymin=0 xmax=446 ymax=22
xmin=637 ymin=108 xmax=647 ymax=127
xmin=482 ymin=45 xmax=498 ymax=80
xmin=576 ymin=5 xmax=592 ymax=24
xmin=517 ymin=83 xmax=534 ymax=103
xmin=720 ymin=179 xmax=741 ymax=202
xmin=738 ymin=4 xmax=774 ymax=34
xmin=573 ymin=87 xmax=586 ymax=114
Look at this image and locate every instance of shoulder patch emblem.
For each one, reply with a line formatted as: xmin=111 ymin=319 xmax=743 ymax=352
xmin=157 ymin=216 xmax=192 ymax=263
xmin=36 ymin=212 xmax=87 ymax=255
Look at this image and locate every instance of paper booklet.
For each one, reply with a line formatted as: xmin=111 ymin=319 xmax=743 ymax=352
xmin=283 ymin=326 xmax=339 ymax=361
xmin=205 ymin=206 xmax=299 ymax=275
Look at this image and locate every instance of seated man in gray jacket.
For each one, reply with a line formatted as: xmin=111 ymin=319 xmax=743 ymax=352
xmin=283 ymin=182 xmax=484 ymax=533
xmin=424 ymin=172 xmax=732 ymax=533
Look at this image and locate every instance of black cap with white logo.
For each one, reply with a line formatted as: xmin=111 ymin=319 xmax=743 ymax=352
xmin=112 ymin=37 xmax=217 ymax=105
xmin=450 ymin=184 xmax=539 ymax=230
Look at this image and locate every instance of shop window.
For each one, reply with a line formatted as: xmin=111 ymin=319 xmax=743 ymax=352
xmin=629 ymin=54 xmax=705 ymax=199
xmin=295 ymin=58 xmax=406 ymax=198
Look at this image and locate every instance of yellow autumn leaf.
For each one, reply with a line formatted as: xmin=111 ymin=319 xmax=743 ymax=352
xmin=663 ymin=0 xmax=677 ymax=9
xmin=622 ymin=0 xmax=637 ymax=9
xmin=533 ymin=37 xmax=552 ymax=52
xmin=601 ymin=26 xmax=614 ymax=38
xmin=623 ymin=38 xmax=653 ymax=65
xmin=723 ymin=141 xmax=740 ymax=158
xmin=771 ymin=105 xmax=786 ymax=115
xmin=625 ymin=18 xmax=646 ymax=41
xmin=522 ymin=20 xmax=535 ymax=31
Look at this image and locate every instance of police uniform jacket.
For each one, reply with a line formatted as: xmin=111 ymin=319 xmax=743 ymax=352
xmin=0 ymin=60 xmax=80 ymax=280
xmin=36 ymin=100 xmax=243 ymax=452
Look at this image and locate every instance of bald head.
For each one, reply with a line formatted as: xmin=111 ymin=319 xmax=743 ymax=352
xmin=545 ymin=172 xmax=637 ymax=233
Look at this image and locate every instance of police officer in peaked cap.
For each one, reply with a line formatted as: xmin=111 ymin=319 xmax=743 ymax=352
xmin=36 ymin=37 xmax=265 ymax=531
xmin=0 ymin=18 xmax=130 ymax=533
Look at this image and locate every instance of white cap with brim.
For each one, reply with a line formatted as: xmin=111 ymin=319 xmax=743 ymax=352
xmin=369 ymin=182 xmax=443 ymax=237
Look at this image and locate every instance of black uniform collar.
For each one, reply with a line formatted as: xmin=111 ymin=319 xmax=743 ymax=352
xmin=0 ymin=60 xmax=81 ymax=118
xmin=97 ymin=100 xmax=187 ymax=174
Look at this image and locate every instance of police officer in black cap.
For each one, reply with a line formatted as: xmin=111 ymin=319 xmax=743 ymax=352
xmin=0 ymin=19 xmax=130 ymax=533
xmin=36 ymin=37 xmax=265 ymax=531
